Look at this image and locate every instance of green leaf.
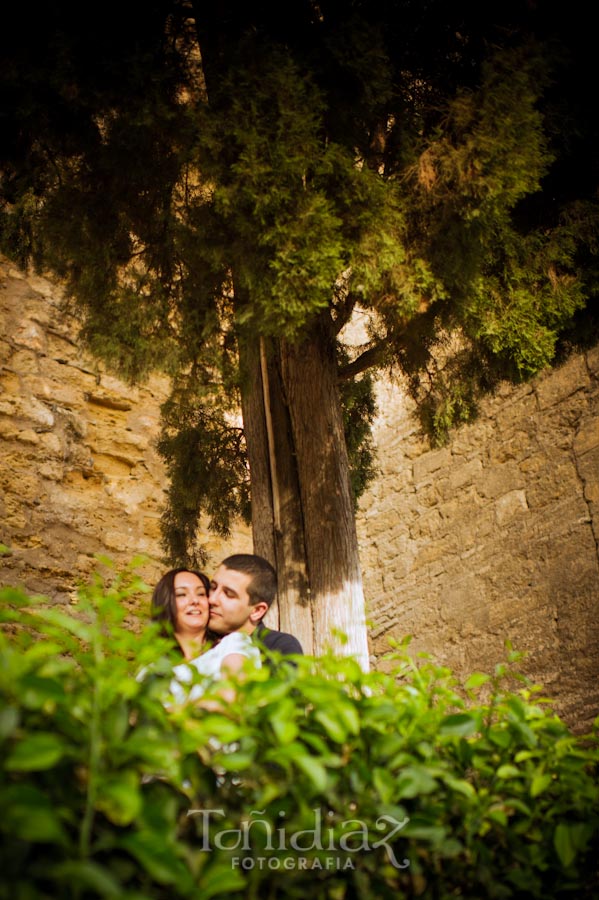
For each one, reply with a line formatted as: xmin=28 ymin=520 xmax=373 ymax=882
xmin=336 ymin=701 xmax=361 ymax=736
xmin=314 ymin=710 xmax=347 ymax=743
xmin=194 ymin=861 xmax=247 ymax=898
xmin=439 ymin=837 xmax=463 ymax=857
xmin=213 ymin=750 xmax=255 ymax=771
xmin=5 ymin=732 xmax=67 ymax=771
xmin=496 ymin=764 xmax=521 ymax=780
xmin=402 ymin=822 xmax=447 ymax=844
xmin=32 ymin=607 xmax=94 ymax=641
xmin=268 ymin=697 xmax=300 ymax=745
xmin=505 ymin=798 xmax=533 ymax=816
xmin=488 ymin=726 xmax=511 ymax=748
xmin=510 ymin=718 xmax=538 ymax=748
xmin=530 ymin=772 xmax=552 ymax=798
xmin=373 ymin=766 xmax=397 ymax=803
xmin=271 ymin=715 xmax=299 ymax=745
xmin=396 ymin=766 xmax=438 ymax=798
xmin=123 ymin=728 xmax=179 ymax=773
xmin=514 ymin=750 xmax=538 ymax=763
xmin=293 ymin=753 xmax=329 ymax=792
xmin=254 ymin=679 xmax=294 ymax=705
xmin=1 ymin=784 xmax=69 ymax=844
xmin=24 ymin=640 xmax=67 ymax=662
xmin=507 ymin=696 xmax=528 ymax=720
xmin=443 ymin=775 xmax=476 ymax=798
xmin=195 ymin=714 xmax=243 ymax=744
xmin=103 ymin=704 xmax=130 ymax=745
xmin=97 ymin=772 xmax=142 ymax=826
xmin=0 ymin=706 xmax=19 ymax=740
xmin=50 ymin=861 xmax=122 ymax=897
xmin=21 ymin=674 xmax=67 ymax=709
xmin=119 ymin=831 xmax=193 ymax=887
xmin=552 ymin=822 xmax=592 ymax=869
xmin=465 ymin=673 xmax=491 ymax=690
xmin=486 ymin=806 xmax=508 ymax=827
xmin=439 ymin=713 xmax=479 ymax=737
xmin=554 ymin=823 xmax=577 ymax=868
xmin=0 ymin=586 xmax=33 ymax=607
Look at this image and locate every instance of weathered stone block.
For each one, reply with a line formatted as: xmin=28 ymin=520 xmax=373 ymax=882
xmin=477 ymin=464 xmax=525 ymax=500
xmin=13 ymin=321 xmax=47 ymax=352
xmin=535 ymin=356 xmax=588 ymax=409
xmin=447 ymin=458 xmax=483 ymax=492
xmin=587 ymin=344 xmax=599 ymax=376
xmin=16 ymin=429 xmax=40 ymax=446
xmin=412 ymin=447 xmax=451 ymax=484
xmin=574 ymin=418 xmax=599 ymax=455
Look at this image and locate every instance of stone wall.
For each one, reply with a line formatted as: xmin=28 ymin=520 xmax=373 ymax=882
xmin=358 ymin=350 xmax=599 ymax=731
xmin=1 ymin=258 xmax=598 ymax=730
xmin=0 ymin=259 xmax=250 ymax=603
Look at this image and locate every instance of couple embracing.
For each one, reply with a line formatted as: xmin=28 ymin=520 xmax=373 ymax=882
xmin=151 ymin=554 xmax=303 ymax=706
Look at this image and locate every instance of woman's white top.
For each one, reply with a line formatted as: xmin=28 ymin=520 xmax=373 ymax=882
xmin=169 ymin=630 xmax=261 ymax=704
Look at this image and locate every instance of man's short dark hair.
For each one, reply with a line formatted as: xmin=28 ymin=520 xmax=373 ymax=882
xmin=221 ymin=553 xmax=277 ymax=608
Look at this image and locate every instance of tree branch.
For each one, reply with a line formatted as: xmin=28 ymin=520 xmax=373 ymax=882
xmin=338 ymin=342 xmax=390 ymax=381
xmin=331 ymin=291 xmax=357 ymax=335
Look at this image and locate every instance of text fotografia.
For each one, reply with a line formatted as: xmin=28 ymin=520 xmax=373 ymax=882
xmin=187 ymin=807 xmax=410 ymax=870
xmin=233 ymin=855 xmax=355 ymax=871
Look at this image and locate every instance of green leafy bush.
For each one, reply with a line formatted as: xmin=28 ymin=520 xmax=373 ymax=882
xmin=1 ymin=564 xmax=598 ymax=899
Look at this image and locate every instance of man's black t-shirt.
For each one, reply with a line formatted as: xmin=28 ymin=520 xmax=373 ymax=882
xmin=253 ymin=622 xmax=303 ymax=657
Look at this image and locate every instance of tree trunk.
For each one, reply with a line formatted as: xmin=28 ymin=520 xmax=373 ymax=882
xmin=238 ymin=334 xmax=314 ymax=652
xmin=240 ymin=319 xmax=370 ymax=668
xmin=279 ymin=317 xmax=370 ymax=668
xmin=238 ymin=335 xmax=277 ymax=626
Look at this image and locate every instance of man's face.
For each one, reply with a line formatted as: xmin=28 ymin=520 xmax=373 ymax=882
xmin=208 ymin=565 xmax=267 ymax=635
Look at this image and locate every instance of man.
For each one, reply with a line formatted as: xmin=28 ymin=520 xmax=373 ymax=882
xmin=208 ymin=553 xmax=304 ymax=658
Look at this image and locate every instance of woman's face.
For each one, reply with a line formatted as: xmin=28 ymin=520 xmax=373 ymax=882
xmin=173 ymin=571 xmax=209 ymax=634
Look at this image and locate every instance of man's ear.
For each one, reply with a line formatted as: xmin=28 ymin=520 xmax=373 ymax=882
xmin=249 ymin=601 xmax=269 ymax=624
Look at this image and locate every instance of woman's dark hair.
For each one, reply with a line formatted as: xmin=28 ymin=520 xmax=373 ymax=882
xmin=151 ymin=568 xmax=210 ymax=642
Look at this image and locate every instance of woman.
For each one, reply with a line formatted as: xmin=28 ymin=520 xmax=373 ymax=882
xmin=150 ymin=568 xmax=261 ymax=706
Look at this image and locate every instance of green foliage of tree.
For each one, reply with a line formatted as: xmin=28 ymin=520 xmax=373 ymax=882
xmin=340 ymin=372 xmax=379 ymax=509
xmin=1 ymin=567 xmax=598 ymax=898
xmin=157 ymin=386 xmax=251 ymax=567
